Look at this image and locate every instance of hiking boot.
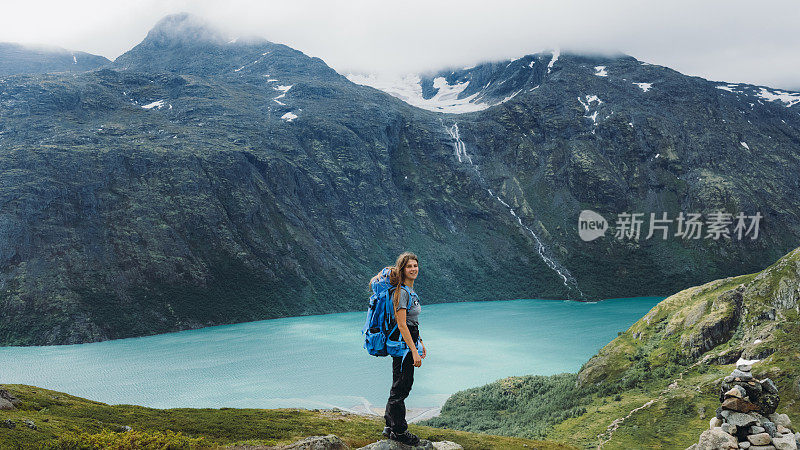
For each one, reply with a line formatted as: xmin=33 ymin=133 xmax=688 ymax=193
xmin=389 ymin=430 xmax=420 ymax=446
xmin=382 ymin=426 xmax=391 ymax=438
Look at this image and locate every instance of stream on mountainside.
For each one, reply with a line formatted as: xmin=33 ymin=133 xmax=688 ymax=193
xmin=443 ymin=121 xmax=584 ymax=299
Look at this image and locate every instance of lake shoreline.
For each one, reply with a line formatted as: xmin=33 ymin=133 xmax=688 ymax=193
xmin=0 ymin=297 xmax=663 ymax=413
xmin=0 ymin=296 xmax=666 ymax=349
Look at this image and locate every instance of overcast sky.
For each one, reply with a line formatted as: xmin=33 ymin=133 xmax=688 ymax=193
xmin=1 ymin=0 xmax=798 ymax=90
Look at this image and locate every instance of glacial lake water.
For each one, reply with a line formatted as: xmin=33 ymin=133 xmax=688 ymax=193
xmin=0 ymin=297 xmax=662 ymax=415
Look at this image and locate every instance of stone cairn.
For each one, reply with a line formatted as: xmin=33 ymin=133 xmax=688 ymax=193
xmin=688 ymin=364 xmax=800 ymax=450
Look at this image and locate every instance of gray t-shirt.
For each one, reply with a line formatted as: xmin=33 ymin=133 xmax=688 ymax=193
xmin=397 ymin=286 xmax=421 ymax=326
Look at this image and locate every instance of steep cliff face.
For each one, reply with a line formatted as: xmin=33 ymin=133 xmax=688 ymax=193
xmin=0 ymin=53 xmax=572 ymax=345
xmin=1 ymin=13 xmax=800 ymax=345
xmin=578 ymin=248 xmax=800 ymax=387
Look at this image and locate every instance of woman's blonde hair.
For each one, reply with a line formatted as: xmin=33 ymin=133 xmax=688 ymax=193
xmin=369 ymin=251 xmax=418 ymax=313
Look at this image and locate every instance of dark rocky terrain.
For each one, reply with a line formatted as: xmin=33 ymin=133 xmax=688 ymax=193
xmin=1 ymin=13 xmax=799 ymax=345
xmin=0 ymin=42 xmax=109 ymax=76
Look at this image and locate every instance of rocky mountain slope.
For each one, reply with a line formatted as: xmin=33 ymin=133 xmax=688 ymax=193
xmin=1 ymin=13 xmax=799 ymax=345
xmin=0 ymin=43 xmax=110 ymax=76
xmin=424 ymin=246 xmax=800 ymax=448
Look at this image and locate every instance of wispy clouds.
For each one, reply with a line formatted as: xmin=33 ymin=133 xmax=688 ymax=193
xmin=1 ymin=0 xmax=798 ymax=89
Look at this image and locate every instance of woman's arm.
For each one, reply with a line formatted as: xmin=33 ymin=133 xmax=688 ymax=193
xmin=395 ymin=308 xmax=422 ymax=367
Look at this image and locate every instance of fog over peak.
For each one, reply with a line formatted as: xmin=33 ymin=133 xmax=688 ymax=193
xmin=1 ymin=0 xmax=798 ymax=90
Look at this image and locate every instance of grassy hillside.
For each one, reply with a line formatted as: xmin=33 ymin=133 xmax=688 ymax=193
xmin=0 ymin=384 xmax=575 ymax=449
xmin=424 ymin=247 xmax=800 ymax=448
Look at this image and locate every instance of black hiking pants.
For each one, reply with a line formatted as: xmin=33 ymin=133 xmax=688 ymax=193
xmin=384 ymin=324 xmax=419 ymax=434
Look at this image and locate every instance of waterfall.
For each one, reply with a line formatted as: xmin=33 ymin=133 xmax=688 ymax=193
xmin=443 ymin=121 xmax=585 ymax=299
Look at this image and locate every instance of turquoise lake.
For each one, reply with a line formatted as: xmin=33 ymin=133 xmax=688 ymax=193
xmin=0 ymin=297 xmax=662 ymax=414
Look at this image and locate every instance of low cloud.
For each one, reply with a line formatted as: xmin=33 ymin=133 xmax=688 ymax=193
xmin=1 ymin=0 xmax=798 ymax=89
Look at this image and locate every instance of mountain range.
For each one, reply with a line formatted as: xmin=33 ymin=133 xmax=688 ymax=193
xmin=1 ymin=13 xmax=799 ymax=346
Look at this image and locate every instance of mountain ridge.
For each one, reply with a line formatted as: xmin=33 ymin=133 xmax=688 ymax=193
xmin=0 ymin=42 xmax=110 ymax=76
xmin=1 ymin=13 xmax=799 ymax=345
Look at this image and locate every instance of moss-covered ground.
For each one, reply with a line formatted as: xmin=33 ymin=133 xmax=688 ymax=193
xmin=0 ymin=384 xmax=575 ymax=449
xmin=424 ymin=247 xmax=800 ymax=449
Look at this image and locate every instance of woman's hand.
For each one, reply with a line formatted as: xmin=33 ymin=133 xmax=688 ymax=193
xmin=412 ymin=352 xmax=422 ymax=367
xmin=420 ymin=341 xmax=426 ymax=359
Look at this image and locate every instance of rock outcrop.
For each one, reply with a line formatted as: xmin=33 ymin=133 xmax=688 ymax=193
xmin=0 ymin=389 xmax=21 ymax=410
xmin=357 ymin=440 xmax=462 ymax=450
xmin=687 ymin=364 xmax=799 ymax=449
xmin=279 ymin=435 xmax=349 ymax=449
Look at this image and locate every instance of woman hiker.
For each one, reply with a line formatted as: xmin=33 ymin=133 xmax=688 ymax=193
xmin=381 ymin=252 xmax=426 ymax=445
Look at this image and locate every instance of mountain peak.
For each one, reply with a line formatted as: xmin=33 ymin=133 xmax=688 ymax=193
xmin=142 ymin=13 xmax=228 ymax=47
xmin=112 ymin=13 xmax=274 ymax=74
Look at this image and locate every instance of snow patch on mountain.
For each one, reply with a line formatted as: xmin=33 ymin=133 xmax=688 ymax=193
xmin=547 ymin=50 xmax=560 ymax=74
xmin=633 ymin=82 xmax=652 ymax=92
xmin=578 ymin=95 xmax=602 ymax=111
xmin=756 ymin=88 xmax=800 ymax=107
xmin=346 ymin=73 xmax=491 ymax=114
xmin=594 ymin=66 xmax=607 ymax=77
xmin=502 ymin=89 xmax=523 ymax=103
xmin=716 ymin=85 xmax=739 ymax=93
xmin=142 ymin=100 xmax=166 ymax=109
xmin=578 ymin=95 xmax=603 ymax=133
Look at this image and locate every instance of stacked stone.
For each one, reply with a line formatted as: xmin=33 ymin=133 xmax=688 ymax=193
xmin=689 ymin=364 xmax=799 ymax=450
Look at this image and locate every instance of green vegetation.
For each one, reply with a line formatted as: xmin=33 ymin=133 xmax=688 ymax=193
xmin=424 ymin=374 xmax=590 ymax=439
xmin=0 ymin=384 xmax=574 ymax=449
xmin=422 ymin=247 xmax=800 ymax=449
xmin=54 ymin=429 xmax=206 ymax=449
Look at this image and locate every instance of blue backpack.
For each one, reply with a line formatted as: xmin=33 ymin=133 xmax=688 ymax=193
xmin=362 ymin=267 xmax=415 ymax=358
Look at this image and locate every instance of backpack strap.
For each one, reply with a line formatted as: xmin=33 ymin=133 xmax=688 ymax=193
xmin=400 ymin=285 xmax=418 ymax=307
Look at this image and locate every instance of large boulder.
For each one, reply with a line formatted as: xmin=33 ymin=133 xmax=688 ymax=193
xmin=431 ymin=443 xmax=463 ymax=450
xmin=279 ymin=435 xmax=350 ymax=450
xmin=0 ymin=398 xmax=14 ymax=411
xmin=357 ymin=440 xmax=435 ymax=450
xmin=0 ymin=389 xmax=21 ymax=408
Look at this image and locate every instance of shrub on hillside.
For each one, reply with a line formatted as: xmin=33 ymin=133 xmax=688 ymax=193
xmin=50 ymin=429 xmax=208 ymax=449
